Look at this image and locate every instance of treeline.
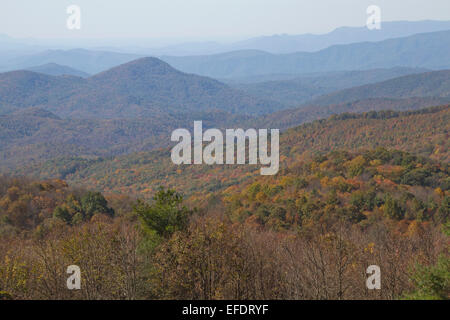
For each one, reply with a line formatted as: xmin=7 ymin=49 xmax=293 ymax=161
xmin=0 ymin=190 xmax=448 ymax=300
xmin=328 ymin=104 xmax=449 ymax=121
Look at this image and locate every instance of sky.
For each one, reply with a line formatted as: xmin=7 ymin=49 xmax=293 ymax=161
xmin=1 ymin=0 xmax=449 ymax=42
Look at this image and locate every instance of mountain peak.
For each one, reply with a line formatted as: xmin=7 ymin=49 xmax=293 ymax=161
xmin=91 ymin=57 xmax=177 ymax=80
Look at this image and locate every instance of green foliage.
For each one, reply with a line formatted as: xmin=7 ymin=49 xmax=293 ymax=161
xmin=53 ymin=206 xmax=71 ymax=223
xmin=402 ymin=168 xmax=431 ymax=186
xmin=134 ymin=187 xmax=192 ymax=239
xmin=350 ymin=190 xmax=377 ymax=211
xmin=0 ymin=177 xmax=115 ymax=230
xmin=405 ymin=255 xmax=450 ymax=300
xmin=80 ymin=191 xmax=114 ymax=220
xmin=52 ymin=191 xmax=114 ymax=224
xmin=437 ymin=196 xmax=449 ymax=224
xmin=383 ymin=194 xmax=405 ymax=220
xmin=71 ymin=212 xmax=84 ymax=225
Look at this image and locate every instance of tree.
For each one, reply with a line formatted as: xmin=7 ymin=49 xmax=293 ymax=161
xmin=405 ymin=255 xmax=450 ymax=300
xmin=134 ymin=187 xmax=191 ymax=239
xmin=80 ymin=192 xmax=114 ymax=220
xmin=53 ymin=205 xmax=71 ymax=223
xmin=383 ymin=194 xmax=405 ymax=220
xmin=436 ymin=196 xmax=449 ymax=223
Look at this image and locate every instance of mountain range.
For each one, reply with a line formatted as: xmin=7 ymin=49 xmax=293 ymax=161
xmin=1 ymin=18 xmax=450 ymax=302
xmin=3 ymin=20 xmax=449 ymax=56
xmin=0 ymin=57 xmax=281 ymax=119
xmin=223 ymin=20 xmax=450 ymax=54
xmin=161 ymin=30 xmax=450 ymax=78
xmin=0 ymin=60 xmax=449 ymax=172
xmin=1 ymin=27 xmax=450 ymax=174
xmin=105 ymin=20 xmax=450 ymax=56
xmin=1 ymin=25 xmax=450 ymax=80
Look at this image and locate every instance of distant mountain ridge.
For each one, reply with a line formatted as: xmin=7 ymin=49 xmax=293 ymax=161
xmin=1 ymin=22 xmax=449 ymax=79
xmin=98 ymin=20 xmax=450 ymax=56
xmin=26 ymin=63 xmax=90 ymax=78
xmin=1 ymin=20 xmax=450 ymax=58
xmin=0 ymin=48 xmax=142 ymax=74
xmin=228 ymin=20 xmax=450 ymax=54
xmin=161 ymin=30 xmax=450 ymax=78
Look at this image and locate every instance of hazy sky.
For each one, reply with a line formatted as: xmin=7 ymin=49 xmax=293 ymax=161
xmin=1 ymin=0 xmax=449 ymax=40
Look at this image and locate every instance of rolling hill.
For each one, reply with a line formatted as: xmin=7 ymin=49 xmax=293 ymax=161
xmin=248 ymin=69 xmax=450 ymax=129
xmin=306 ymin=70 xmax=450 ymax=106
xmin=255 ymin=97 xmax=450 ymax=130
xmin=0 ymin=57 xmax=282 ymax=118
xmin=231 ymin=67 xmax=429 ymax=106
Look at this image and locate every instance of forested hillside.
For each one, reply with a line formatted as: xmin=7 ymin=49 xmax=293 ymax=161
xmin=307 ymin=70 xmax=450 ymax=106
xmin=14 ymin=106 xmax=449 ymax=200
xmin=1 ymin=62 xmax=448 ymax=173
xmin=0 ymin=107 xmax=250 ymax=170
xmin=231 ymin=67 xmax=428 ymax=106
xmin=255 ymin=98 xmax=450 ymax=130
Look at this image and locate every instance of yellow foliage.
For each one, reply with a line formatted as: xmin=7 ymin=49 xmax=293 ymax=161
xmin=370 ymin=159 xmax=382 ymax=166
xmin=434 ymin=187 xmax=444 ymax=197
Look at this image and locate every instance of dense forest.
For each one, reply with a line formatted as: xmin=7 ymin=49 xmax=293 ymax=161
xmin=1 ymin=106 xmax=448 ymax=300
xmin=13 ymin=106 xmax=448 ymax=200
xmin=0 ymin=148 xmax=448 ymax=299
